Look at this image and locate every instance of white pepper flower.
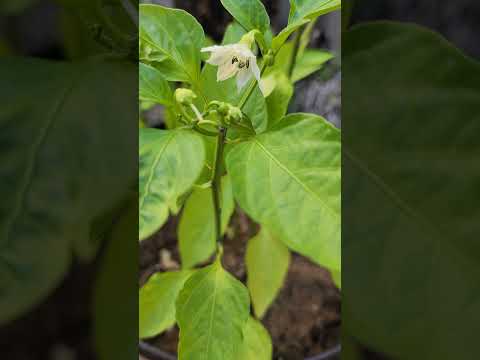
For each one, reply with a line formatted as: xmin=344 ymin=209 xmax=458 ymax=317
xmin=201 ymin=43 xmax=266 ymax=96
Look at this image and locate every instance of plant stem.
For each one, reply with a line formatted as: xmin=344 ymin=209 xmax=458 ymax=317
xmin=211 ymin=57 xmax=267 ymax=246
xmin=287 ymin=26 xmax=303 ymax=80
xmin=237 ymin=61 xmax=268 ymax=109
xmin=211 ymin=127 xmax=227 ymax=244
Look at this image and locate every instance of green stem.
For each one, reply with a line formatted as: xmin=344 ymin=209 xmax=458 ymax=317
xmin=237 ymin=61 xmax=268 ymax=109
xmin=211 ymin=127 xmax=227 ymax=244
xmin=287 ymin=27 xmax=303 ymax=80
xmin=211 ymin=51 xmax=268 ymax=247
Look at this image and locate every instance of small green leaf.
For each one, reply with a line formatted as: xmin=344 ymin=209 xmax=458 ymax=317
xmin=139 ymin=63 xmax=173 ymax=106
xmin=273 ymin=0 xmax=341 ymax=51
xmin=271 ymin=41 xmax=333 ymax=83
xmin=237 ymin=317 xmax=273 ymax=360
xmin=139 ymin=271 xmax=193 ymax=339
xmin=220 ymin=0 xmax=270 ymax=38
xmin=176 ymin=259 xmax=250 ymax=360
xmin=139 ymin=128 xmax=205 ymax=240
xmin=179 ymin=176 xmax=235 ymax=268
xmin=139 ymin=4 xmax=205 ymax=84
xmin=291 ymin=49 xmax=333 ymax=82
xmin=266 ymin=71 xmax=293 ymax=127
xmin=246 ymin=228 xmax=290 ymax=318
xmin=289 ymin=0 xmax=341 ymax=24
xmin=226 ymin=114 xmax=341 ymax=273
xmin=223 ymin=22 xmax=247 ymax=45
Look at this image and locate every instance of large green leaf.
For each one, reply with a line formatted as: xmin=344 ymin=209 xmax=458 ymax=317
xmin=273 ymin=0 xmax=341 ymax=51
xmin=139 ymin=4 xmax=205 ymax=84
xmin=139 ymin=270 xmax=193 ymax=339
xmin=237 ymin=317 xmax=273 ymax=360
xmin=179 ymin=176 xmax=235 ymax=268
xmin=139 ymin=128 xmax=205 ymax=240
xmin=176 ymin=257 xmax=250 ymax=360
xmin=246 ymin=228 xmax=290 ymax=318
xmin=220 ymin=0 xmax=270 ymax=36
xmin=226 ymin=113 xmax=341 ymax=272
xmin=0 ymin=58 xmax=136 ymax=325
xmin=139 ymin=62 xmax=173 ymax=106
xmin=343 ymin=22 xmax=480 ymax=359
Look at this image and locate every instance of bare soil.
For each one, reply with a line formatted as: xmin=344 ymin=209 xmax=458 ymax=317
xmin=140 ymin=210 xmax=341 ymax=359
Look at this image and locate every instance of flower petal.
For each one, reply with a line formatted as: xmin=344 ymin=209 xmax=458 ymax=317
xmin=236 ymin=69 xmax=253 ymax=92
xmin=250 ymin=57 xmax=261 ymax=82
xmin=200 ymin=45 xmax=222 ymax=53
xmin=217 ymin=62 xmax=238 ymax=81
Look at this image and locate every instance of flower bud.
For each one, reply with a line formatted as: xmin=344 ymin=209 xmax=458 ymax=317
xmin=239 ymin=31 xmax=256 ymax=48
xmin=227 ymin=106 xmax=242 ymax=123
xmin=175 ymin=88 xmax=197 ymax=105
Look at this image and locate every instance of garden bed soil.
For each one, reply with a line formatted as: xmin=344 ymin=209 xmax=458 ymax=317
xmin=140 ymin=210 xmax=341 ymax=360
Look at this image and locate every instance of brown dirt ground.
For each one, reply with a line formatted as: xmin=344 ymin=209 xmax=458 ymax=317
xmin=140 ymin=209 xmax=341 ymax=359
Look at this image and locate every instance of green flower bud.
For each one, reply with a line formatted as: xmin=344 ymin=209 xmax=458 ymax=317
xmin=227 ymin=106 xmax=242 ymax=123
xmin=217 ymin=103 xmax=229 ymax=115
xmin=175 ymin=88 xmax=197 ymax=105
xmin=239 ymin=31 xmax=256 ymax=48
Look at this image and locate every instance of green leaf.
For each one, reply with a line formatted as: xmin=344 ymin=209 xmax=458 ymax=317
xmin=273 ymin=0 xmax=341 ymax=51
xmin=139 ymin=63 xmax=173 ymax=106
xmin=342 ymin=22 xmax=480 ymax=360
xmin=179 ymin=176 xmax=235 ymax=268
xmin=237 ymin=317 xmax=273 ymax=360
xmin=176 ymin=258 xmax=250 ymax=360
xmin=265 ymin=71 xmax=293 ymax=126
xmin=139 ymin=128 xmax=205 ymax=240
xmin=291 ymin=49 xmax=333 ymax=82
xmin=139 ymin=270 xmax=193 ymax=339
xmin=220 ymin=0 xmax=270 ymax=37
xmin=271 ymin=41 xmax=333 ymax=83
xmin=343 ymin=22 xmax=480 ymax=359
xmin=246 ymin=228 xmax=290 ymax=318
xmin=0 ymin=58 xmax=136 ymax=325
xmin=226 ymin=113 xmax=341 ymax=273
xmin=139 ymin=4 xmax=205 ymax=84
xmin=289 ymin=0 xmax=341 ymax=24
xmin=223 ymin=22 xmax=247 ymax=45
xmin=298 ymin=18 xmax=317 ymax=57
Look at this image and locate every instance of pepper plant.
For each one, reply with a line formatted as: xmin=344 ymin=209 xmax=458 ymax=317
xmin=138 ymin=1 xmax=341 ymax=358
